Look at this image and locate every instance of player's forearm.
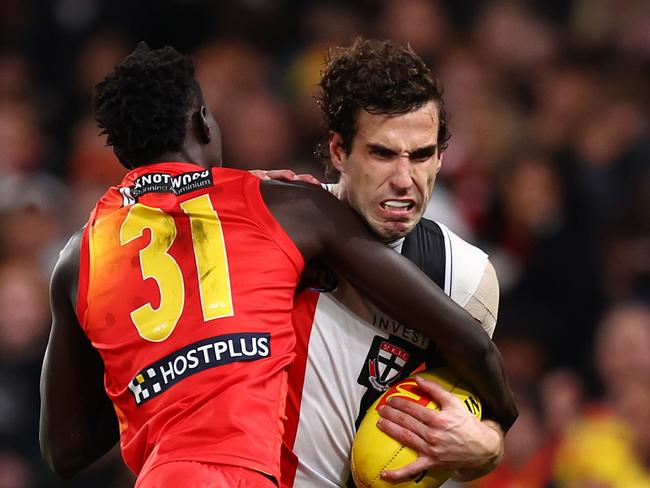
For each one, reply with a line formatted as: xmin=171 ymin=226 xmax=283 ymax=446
xmin=391 ymin=278 xmax=517 ymax=431
xmin=431 ymin=330 xmax=516 ymax=432
xmin=412 ymin=313 xmax=516 ymax=432
xmin=41 ymin=397 xmax=118 ymax=477
xmin=463 ymin=340 xmax=518 ymax=431
xmin=40 ymin=356 xmax=119 ymax=477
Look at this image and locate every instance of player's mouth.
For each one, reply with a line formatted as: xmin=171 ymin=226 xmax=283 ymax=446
xmin=379 ymin=199 xmax=416 ymax=216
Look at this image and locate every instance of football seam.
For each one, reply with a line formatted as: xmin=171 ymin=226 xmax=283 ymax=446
xmin=374 ymin=446 xmax=407 ymax=486
xmin=375 ymin=375 xmax=464 ymax=486
xmin=354 ymin=371 xmax=472 ymax=488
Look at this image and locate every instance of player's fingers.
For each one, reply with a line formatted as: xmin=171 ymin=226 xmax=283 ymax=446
xmin=384 ymin=396 xmax=442 ymax=428
xmin=248 ymin=169 xmax=271 ymax=180
xmin=415 ymin=376 xmax=463 ymax=410
xmin=380 ymin=456 xmax=434 ymax=482
xmin=378 ymin=404 xmax=427 ymax=436
xmin=376 ymin=414 xmax=429 ymax=454
xmin=264 ymin=169 xmax=297 ymax=181
xmin=292 ymin=173 xmax=321 ymax=185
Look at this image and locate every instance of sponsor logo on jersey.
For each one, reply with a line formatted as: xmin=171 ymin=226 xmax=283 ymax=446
xmin=374 ymin=378 xmax=431 ymax=411
xmin=359 ymin=337 xmax=411 ymax=392
xmin=368 ymin=305 xmax=429 ymax=350
xmin=128 ymin=332 xmax=270 ymax=406
xmin=121 ymin=170 xmax=214 ymax=205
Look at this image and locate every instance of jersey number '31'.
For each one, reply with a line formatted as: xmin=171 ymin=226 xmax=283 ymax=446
xmin=119 ymin=194 xmax=233 ymax=342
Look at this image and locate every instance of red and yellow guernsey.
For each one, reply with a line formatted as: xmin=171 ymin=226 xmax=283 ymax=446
xmin=76 ymin=162 xmax=304 ymax=481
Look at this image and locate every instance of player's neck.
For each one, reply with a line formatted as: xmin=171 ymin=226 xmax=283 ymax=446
xmin=152 ymin=149 xmax=217 ymax=169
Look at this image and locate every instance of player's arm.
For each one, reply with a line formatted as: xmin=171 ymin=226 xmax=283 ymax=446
xmin=262 ymin=181 xmax=517 ymax=431
xmin=40 ymin=231 xmax=119 ymax=478
xmin=453 ymin=260 xmax=504 ymax=479
xmin=378 ymin=261 xmax=505 ymax=481
xmin=249 ymin=168 xmax=321 ymax=185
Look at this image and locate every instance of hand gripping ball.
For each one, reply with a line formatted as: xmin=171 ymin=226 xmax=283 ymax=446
xmin=351 ymin=368 xmax=482 ymax=488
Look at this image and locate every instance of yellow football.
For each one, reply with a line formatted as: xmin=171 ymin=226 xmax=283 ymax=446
xmin=351 ymin=368 xmax=482 ymax=488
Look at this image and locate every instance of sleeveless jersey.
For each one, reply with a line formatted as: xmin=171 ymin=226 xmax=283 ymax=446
xmin=76 ymin=163 xmax=304 ymax=481
xmin=282 ymin=219 xmax=496 ymax=487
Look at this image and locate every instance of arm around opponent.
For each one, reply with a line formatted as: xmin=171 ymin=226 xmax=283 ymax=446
xmin=261 ymin=180 xmax=518 ymax=432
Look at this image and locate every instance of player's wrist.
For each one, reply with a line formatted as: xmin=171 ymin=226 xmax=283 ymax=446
xmin=482 ymin=420 xmax=504 ymax=465
xmin=465 ymin=420 xmax=504 ymax=470
xmin=451 ymin=432 xmax=501 ymax=482
xmin=456 ymin=420 xmax=504 ymax=482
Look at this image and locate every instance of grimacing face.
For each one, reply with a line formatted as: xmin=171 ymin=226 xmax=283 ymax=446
xmin=330 ymin=101 xmax=443 ymax=242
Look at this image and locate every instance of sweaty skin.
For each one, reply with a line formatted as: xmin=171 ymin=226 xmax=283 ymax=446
xmin=331 ymin=102 xmax=442 ymax=242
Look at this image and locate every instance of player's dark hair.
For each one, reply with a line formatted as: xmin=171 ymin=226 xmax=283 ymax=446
xmin=317 ymin=37 xmax=450 ymax=176
xmin=93 ymin=42 xmax=201 ymax=168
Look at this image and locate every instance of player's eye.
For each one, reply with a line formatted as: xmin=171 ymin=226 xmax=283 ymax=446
xmin=369 ymin=147 xmax=395 ymax=160
xmin=409 ymin=147 xmax=436 ymax=162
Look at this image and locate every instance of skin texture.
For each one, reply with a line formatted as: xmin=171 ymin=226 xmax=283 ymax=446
xmin=330 ymin=102 xmax=442 ymax=243
xmin=40 ymin=92 xmax=517 ymax=480
xmin=249 ymin=168 xmax=321 ymax=185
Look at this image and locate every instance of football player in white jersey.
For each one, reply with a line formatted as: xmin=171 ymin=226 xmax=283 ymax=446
xmin=263 ymin=38 xmax=513 ymax=488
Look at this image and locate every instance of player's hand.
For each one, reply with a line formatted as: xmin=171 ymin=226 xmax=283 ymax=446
xmin=376 ymin=376 xmax=503 ymax=482
xmin=249 ymin=169 xmax=321 ymax=185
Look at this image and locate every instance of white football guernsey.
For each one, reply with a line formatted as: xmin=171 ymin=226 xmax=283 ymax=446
xmin=281 ymin=219 xmax=498 ymax=487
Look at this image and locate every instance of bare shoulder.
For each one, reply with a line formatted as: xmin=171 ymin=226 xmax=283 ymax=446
xmin=259 ymin=179 xmax=361 ymax=261
xmin=51 ymin=230 xmax=83 ymax=304
xmin=259 ymin=179 xmax=342 ymax=215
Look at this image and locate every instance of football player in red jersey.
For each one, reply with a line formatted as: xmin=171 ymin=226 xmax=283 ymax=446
xmin=39 ymin=43 xmax=516 ymax=487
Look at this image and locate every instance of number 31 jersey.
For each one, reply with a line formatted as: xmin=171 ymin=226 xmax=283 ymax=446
xmin=76 ymin=162 xmax=304 ymax=481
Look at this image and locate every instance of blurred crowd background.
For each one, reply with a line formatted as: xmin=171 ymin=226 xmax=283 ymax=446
xmin=0 ymin=0 xmax=648 ymax=487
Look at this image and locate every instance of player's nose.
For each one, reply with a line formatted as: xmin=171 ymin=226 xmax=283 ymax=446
xmin=388 ymin=159 xmax=414 ymax=192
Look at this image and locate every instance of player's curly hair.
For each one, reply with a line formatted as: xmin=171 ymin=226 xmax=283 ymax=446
xmin=93 ymin=42 xmax=200 ymax=168
xmin=317 ymin=38 xmax=450 ymax=174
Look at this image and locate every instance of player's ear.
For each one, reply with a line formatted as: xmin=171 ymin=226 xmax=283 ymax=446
xmin=195 ymin=105 xmax=211 ymax=144
xmin=436 ymin=150 xmax=443 ymax=173
xmin=329 ymin=131 xmax=346 ymax=173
